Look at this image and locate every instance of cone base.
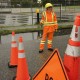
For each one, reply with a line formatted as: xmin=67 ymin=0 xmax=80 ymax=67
xmin=64 ymin=54 xmax=80 ymax=80
xmin=8 ymin=62 xmax=17 ymax=68
xmin=13 ymin=74 xmax=31 ymax=80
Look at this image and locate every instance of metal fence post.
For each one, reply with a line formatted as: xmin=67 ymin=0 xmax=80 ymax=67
xmin=0 ymin=34 xmax=1 ymax=44
xmin=60 ymin=4 xmax=62 ymax=21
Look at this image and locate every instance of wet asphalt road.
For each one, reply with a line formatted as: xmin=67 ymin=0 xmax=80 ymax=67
xmin=0 ymin=34 xmax=70 ymax=80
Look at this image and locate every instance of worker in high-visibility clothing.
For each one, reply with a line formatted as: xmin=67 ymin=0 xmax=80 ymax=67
xmin=39 ymin=3 xmax=58 ymax=53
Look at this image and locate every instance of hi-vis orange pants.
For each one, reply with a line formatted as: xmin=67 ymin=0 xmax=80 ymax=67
xmin=39 ymin=26 xmax=54 ymax=50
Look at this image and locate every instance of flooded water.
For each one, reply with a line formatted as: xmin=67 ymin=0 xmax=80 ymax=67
xmin=0 ymin=13 xmax=39 ymax=44
xmin=1 ymin=32 xmax=38 ymax=44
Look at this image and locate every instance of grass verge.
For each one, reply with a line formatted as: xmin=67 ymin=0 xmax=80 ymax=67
xmin=0 ymin=25 xmax=72 ymax=35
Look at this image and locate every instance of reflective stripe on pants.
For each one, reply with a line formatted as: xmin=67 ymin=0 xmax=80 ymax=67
xmin=39 ymin=28 xmax=54 ymax=50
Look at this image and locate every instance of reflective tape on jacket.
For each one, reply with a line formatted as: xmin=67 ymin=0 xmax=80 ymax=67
xmin=44 ymin=22 xmax=58 ymax=26
xmin=11 ymin=43 xmax=17 ymax=47
xmin=42 ymin=11 xmax=57 ymax=26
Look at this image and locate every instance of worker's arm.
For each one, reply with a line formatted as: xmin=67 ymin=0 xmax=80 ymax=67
xmin=40 ymin=12 xmax=45 ymax=25
xmin=54 ymin=13 xmax=58 ymax=32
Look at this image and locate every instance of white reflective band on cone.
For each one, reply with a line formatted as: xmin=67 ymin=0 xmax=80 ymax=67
xmin=19 ymin=43 xmax=24 ymax=50
xmin=12 ymin=36 xmax=15 ymax=41
xmin=11 ymin=43 xmax=17 ymax=47
xmin=70 ymin=25 xmax=80 ymax=41
xmin=18 ymin=53 xmax=25 ymax=58
xmin=65 ymin=44 xmax=80 ymax=57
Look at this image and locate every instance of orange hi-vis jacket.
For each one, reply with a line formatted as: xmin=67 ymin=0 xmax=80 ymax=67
xmin=40 ymin=10 xmax=58 ymax=32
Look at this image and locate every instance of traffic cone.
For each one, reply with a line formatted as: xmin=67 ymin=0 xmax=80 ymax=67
xmin=8 ymin=31 xmax=18 ymax=68
xmin=13 ymin=36 xmax=30 ymax=80
xmin=63 ymin=15 xmax=80 ymax=80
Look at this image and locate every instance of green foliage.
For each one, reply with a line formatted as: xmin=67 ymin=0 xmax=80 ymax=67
xmin=10 ymin=0 xmax=80 ymax=7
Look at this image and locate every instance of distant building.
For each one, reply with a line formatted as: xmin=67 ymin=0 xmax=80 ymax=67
xmin=0 ymin=0 xmax=11 ymax=8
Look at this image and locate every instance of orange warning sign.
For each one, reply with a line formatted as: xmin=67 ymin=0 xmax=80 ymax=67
xmin=32 ymin=49 xmax=69 ymax=80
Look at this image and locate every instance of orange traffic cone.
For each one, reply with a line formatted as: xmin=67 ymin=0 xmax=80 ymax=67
xmin=13 ymin=37 xmax=30 ymax=80
xmin=64 ymin=15 xmax=80 ymax=80
xmin=8 ymin=31 xmax=18 ymax=68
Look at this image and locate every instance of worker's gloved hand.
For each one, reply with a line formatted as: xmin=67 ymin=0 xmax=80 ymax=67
xmin=40 ymin=20 xmax=44 ymax=25
xmin=55 ymin=29 xmax=58 ymax=32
